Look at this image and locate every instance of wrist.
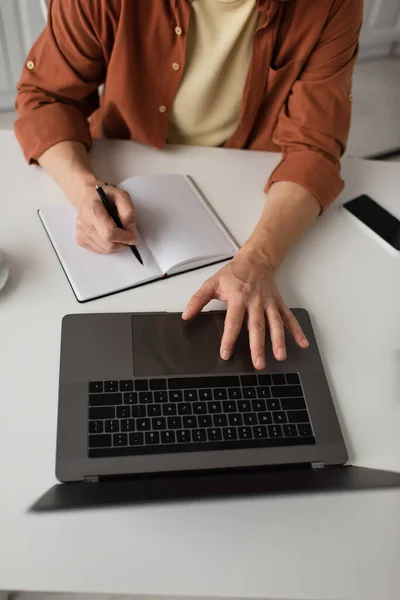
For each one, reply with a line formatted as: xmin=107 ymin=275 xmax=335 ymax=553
xmin=240 ymin=238 xmax=278 ymax=272
xmin=67 ymin=173 xmax=105 ymax=209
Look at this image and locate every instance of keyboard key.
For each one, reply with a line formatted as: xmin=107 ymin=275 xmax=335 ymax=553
xmin=258 ymin=374 xmax=272 ymax=385
xmin=238 ymin=426 xmax=253 ymax=440
xmin=139 ymin=391 xmax=153 ymax=404
xmin=271 ymin=385 xmax=303 ymax=398
xmin=154 ymin=391 xmax=168 ymax=403
xmin=251 ymin=399 xmax=266 ymax=412
xmin=89 ymin=434 xmax=112 ymax=448
xmin=129 ymin=432 xmax=144 ymax=445
xmin=243 ymin=413 xmax=257 ymax=426
xmin=184 ymin=390 xmax=198 ymax=401
xmin=258 ymin=412 xmax=272 ymax=425
xmin=228 ymin=388 xmax=242 ymax=400
xmin=147 ymin=404 xmax=162 ymax=417
xmin=120 ymin=419 xmax=135 ymax=432
xmin=149 ymin=378 xmax=167 ymax=390
xmin=178 ymin=403 xmax=192 ymax=415
xmin=243 ymin=387 xmax=256 ymax=399
xmin=193 ymin=402 xmax=207 ymax=414
xmin=207 ymin=428 xmax=222 ymax=441
xmin=213 ymin=388 xmax=227 ymax=400
xmin=228 ymin=413 xmax=243 ymax=426
xmin=183 ymin=416 xmax=197 ymax=428
xmin=145 ymin=432 xmax=160 ymax=445
xmin=298 ymin=423 xmax=313 ymax=436
xmin=287 ymin=410 xmax=310 ymax=423
xmin=208 ymin=401 xmax=222 ymax=413
xmin=167 ymin=416 xmax=182 ymax=429
xmin=124 ymin=392 xmax=138 ymax=405
xmin=222 ymin=427 xmax=238 ymax=441
xmin=89 ymin=420 xmax=103 ymax=434
xmin=268 ymin=425 xmax=283 ymax=438
xmin=283 ymin=424 xmax=298 ymax=437
xmin=267 ymin=399 xmax=281 ymax=411
xmin=105 ymin=419 xmax=119 ymax=433
xmin=177 ymin=430 xmax=191 ymax=443
xmin=163 ymin=404 xmax=177 ymax=416
xmin=192 ymin=429 xmax=207 ymax=442
xmin=119 ymin=380 xmax=133 ymax=392
xmin=281 ymin=397 xmax=306 ymax=410
xmin=257 ymin=386 xmax=271 ymax=399
xmin=135 ymin=379 xmax=149 ymax=391
xmin=89 ymin=406 xmax=114 ymax=420
xmin=253 ymin=426 xmax=268 ymax=439
xmin=113 ymin=433 xmax=127 ymax=446
xmin=89 ymin=381 xmax=103 ymax=393
xmin=117 ymin=406 xmax=131 ymax=418
xmin=240 ymin=375 xmax=257 ymax=386
xmin=161 ymin=431 xmax=176 ymax=444
xmin=104 ymin=380 xmax=118 ymax=392
xmin=89 ymin=393 xmax=122 ymax=406
xmin=169 ymin=390 xmax=183 ymax=402
xmin=132 ymin=405 xmax=146 ymax=418
xmin=223 ymin=400 xmax=237 ymax=413
xmin=198 ymin=415 xmax=212 ymax=428
xmin=168 ymin=375 xmax=239 ymax=389
xmin=213 ymin=414 xmax=228 ymax=427
xmin=136 ymin=418 xmax=151 ymax=431
xmin=237 ymin=400 xmax=251 ymax=412
xmin=286 ymin=373 xmax=300 ymax=384
xmin=152 ymin=417 xmax=166 ymax=430
xmin=199 ymin=389 xmax=212 ymax=401
xmin=273 ymin=411 xmax=287 ymax=424
xmin=271 ymin=374 xmax=286 ymax=385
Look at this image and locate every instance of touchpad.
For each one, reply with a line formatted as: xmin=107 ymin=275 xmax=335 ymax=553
xmin=131 ymin=312 xmax=254 ymax=377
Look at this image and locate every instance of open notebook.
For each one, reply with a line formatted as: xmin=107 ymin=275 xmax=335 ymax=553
xmin=38 ymin=174 xmax=238 ymax=302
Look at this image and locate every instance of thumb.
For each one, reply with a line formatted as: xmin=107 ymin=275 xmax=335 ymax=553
xmin=112 ymin=189 xmax=137 ymax=239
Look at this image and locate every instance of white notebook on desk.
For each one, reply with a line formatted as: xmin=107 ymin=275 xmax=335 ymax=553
xmin=38 ymin=174 xmax=238 ymax=302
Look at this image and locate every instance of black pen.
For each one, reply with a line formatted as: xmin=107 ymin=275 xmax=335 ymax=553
xmin=95 ymin=185 xmax=143 ymax=265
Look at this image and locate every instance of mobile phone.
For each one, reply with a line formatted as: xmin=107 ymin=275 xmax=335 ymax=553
xmin=343 ymin=195 xmax=400 ymax=251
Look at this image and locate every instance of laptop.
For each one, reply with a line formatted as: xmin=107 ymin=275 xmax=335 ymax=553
xmin=32 ymin=309 xmax=400 ymax=510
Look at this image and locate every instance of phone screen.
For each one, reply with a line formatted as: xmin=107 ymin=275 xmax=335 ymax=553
xmin=343 ymin=195 xmax=400 ymax=251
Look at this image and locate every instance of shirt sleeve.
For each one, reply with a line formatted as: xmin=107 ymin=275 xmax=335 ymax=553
xmin=14 ymin=0 xmax=106 ymax=164
xmin=265 ymin=0 xmax=364 ymax=210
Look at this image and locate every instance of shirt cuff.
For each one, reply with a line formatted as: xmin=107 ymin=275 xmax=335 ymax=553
xmin=265 ymin=150 xmax=344 ymax=211
xmin=14 ymin=103 xmax=92 ymax=164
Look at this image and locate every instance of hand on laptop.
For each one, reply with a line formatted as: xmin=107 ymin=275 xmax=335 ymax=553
xmin=182 ymin=248 xmax=309 ymax=370
xmin=75 ymin=184 xmax=137 ymax=254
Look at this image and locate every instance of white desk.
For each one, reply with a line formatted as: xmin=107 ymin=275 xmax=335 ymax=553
xmin=0 ymin=130 xmax=399 ymax=600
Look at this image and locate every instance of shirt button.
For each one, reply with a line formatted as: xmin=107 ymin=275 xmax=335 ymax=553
xmin=349 ymin=94 xmax=353 ymax=101
xmin=159 ymin=105 xmax=167 ymax=114
xmin=172 ymin=62 xmax=180 ymax=71
xmin=175 ymin=26 xmax=183 ymax=35
xmin=26 ymin=60 xmax=35 ymax=70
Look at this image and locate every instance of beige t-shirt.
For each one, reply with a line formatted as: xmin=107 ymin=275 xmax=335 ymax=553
xmin=167 ymin=0 xmax=259 ymax=147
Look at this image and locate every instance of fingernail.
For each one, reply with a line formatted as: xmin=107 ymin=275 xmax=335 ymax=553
xmin=277 ymin=348 xmax=286 ymax=360
xmin=221 ymin=349 xmax=230 ymax=360
xmin=182 ymin=305 xmax=191 ymax=318
xmin=301 ymin=337 xmax=309 ymax=348
xmin=256 ymin=357 xmax=265 ymax=370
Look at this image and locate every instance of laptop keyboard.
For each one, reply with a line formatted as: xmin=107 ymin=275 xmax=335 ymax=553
xmin=87 ymin=373 xmax=315 ymax=458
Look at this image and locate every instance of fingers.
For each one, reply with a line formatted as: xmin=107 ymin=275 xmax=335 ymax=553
xmin=247 ymin=302 xmax=266 ymax=370
xmin=111 ymin=188 xmax=137 ymax=238
xmin=182 ymin=279 xmax=215 ymax=320
xmin=220 ymin=302 xmax=246 ymax=361
xmin=266 ymin=304 xmax=286 ymax=361
xmin=77 ymin=224 xmax=125 ymax=254
xmin=279 ymin=303 xmax=309 ymax=349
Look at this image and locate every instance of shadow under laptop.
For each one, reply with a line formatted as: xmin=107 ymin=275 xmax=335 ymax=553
xmin=30 ymin=465 xmax=400 ymax=512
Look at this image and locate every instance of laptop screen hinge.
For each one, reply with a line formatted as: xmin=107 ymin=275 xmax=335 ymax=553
xmin=311 ymin=461 xmax=325 ymax=469
xmin=84 ymin=475 xmax=99 ymax=483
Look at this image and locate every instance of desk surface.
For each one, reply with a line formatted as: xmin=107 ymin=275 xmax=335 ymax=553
xmin=0 ymin=130 xmax=399 ymax=600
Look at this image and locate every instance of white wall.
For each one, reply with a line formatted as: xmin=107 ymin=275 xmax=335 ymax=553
xmin=360 ymin=0 xmax=400 ymax=61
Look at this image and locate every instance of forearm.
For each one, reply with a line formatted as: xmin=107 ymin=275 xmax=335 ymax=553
xmin=244 ymin=182 xmax=320 ymax=269
xmin=38 ymin=141 xmax=101 ymax=209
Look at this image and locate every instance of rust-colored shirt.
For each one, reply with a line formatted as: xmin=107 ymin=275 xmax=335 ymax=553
xmin=15 ymin=0 xmax=363 ymax=209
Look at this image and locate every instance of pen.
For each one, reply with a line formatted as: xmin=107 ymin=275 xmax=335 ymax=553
xmin=95 ymin=184 xmax=143 ymax=265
